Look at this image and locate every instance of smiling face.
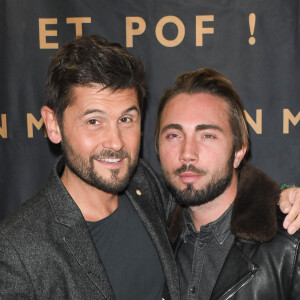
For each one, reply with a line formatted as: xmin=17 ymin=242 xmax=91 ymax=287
xmin=158 ymin=92 xmax=245 ymax=207
xmin=58 ymin=85 xmax=141 ymax=194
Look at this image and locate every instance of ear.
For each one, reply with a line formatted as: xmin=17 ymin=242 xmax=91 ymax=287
xmin=41 ymin=106 xmax=62 ymax=144
xmin=233 ymin=145 xmax=247 ymax=169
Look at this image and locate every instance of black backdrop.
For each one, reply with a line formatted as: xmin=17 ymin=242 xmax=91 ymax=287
xmin=1 ymin=0 xmax=299 ymax=221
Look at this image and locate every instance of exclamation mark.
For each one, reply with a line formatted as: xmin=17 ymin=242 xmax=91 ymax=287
xmin=248 ymin=13 xmax=256 ymax=45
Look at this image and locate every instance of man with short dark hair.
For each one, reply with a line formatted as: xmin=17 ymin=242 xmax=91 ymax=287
xmin=0 ymin=35 xmax=179 ymax=299
xmin=156 ymin=68 xmax=300 ymax=299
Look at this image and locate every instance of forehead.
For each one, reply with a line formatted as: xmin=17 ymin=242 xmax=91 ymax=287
xmin=160 ymin=92 xmax=231 ymax=130
xmin=68 ymin=85 xmax=139 ymax=114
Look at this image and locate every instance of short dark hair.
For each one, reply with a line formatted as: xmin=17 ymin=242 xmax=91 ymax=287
xmin=45 ymin=35 xmax=147 ymax=128
xmin=155 ymin=68 xmax=249 ymax=154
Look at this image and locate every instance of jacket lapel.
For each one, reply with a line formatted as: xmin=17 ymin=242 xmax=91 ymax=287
xmin=62 ymin=223 xmax=115 ymax=299
xmin=125 ymin=178 xmax=179 ymax=299
xmin=46 ymin=158 xmax=115 ymax=299
xmin=210 ymin=241 xmax=258 ymax=300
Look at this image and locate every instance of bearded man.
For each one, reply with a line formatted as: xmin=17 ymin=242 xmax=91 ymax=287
xmin=156 ymin=68 xmax=300 ymax=299
xmin=0 ymin=35 xmax=179 ymax=300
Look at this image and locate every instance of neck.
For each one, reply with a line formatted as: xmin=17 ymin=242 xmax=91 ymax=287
xmin=61 ymin=165 xmax=119 ymax=222
xmin=188 ymin=171 xmax=238 ymax=232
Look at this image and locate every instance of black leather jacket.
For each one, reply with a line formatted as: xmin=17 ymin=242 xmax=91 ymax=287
xmin=168 ymin=163 xmax=300 ymax=299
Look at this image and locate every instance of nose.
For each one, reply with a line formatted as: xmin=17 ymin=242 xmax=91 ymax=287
xmin=179 ymin=136 xmax=198 ymax=164
xmin=102 ymin=124 xmax=124 ymax=152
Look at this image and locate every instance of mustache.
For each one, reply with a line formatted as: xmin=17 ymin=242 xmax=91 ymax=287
xmin=174 ymin=164 xmax=207 ymax=176
xmin=92 ymin=149 xmax=130 ymax=160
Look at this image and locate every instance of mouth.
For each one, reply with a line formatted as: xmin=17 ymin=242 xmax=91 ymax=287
xmin=96 ymin=158 xmax=122 ymax=163
xmin=178 ymin=171 xmax=203 ymax=184
xmin=95 ymin=157 xmax=124 ymax=167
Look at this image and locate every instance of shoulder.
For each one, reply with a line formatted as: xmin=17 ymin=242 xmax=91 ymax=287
xmin=0 ymin=189 xmax=53 ymax=277
xmin=0 ymin=188 xmax=50 ymax=239
xmin=129 ymin=158 xmax=172 ymax=215
xmin=133 ymin=158 xmax=167 ymax=194
xmin=135 ymin=159 xmax=178 ymax=217
xmin=134 ymin=158 xmax=162 ymax=181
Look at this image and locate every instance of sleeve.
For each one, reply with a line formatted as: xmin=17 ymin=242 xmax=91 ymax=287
xmin=0 ymin=234 xmax=35 ymax=299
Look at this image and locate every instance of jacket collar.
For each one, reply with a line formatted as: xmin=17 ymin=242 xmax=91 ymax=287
xmin=168 ymin=162 xmax=281 ymax=243
xmin=45 ymin=156 xmax=84 ymax=227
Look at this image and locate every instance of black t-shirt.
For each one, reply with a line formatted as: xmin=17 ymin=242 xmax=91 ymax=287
xmin=87 ymin=193 xmax=165 ymax=300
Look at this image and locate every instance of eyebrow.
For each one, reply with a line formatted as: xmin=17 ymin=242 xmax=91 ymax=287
xmin=160 ymin=123 xmax=223 ymax=135
xmin=80 ymin=105 xmax=140 ymax=118
xmin=195 ymin=124 xmax=223 ymax=132
xmin=160 ymin=124 xmax=183 ymax=135
xmin=122 ymin=105 xmax=140 ymax=115
xmin=81 ymin=109 xmax=105 ymax=117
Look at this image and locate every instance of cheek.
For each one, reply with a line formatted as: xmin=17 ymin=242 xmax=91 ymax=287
xmin=207 ymin=144 xmax=233 ymax=169
xmin=203 ymin=149 xmax=223 ymax=169
xmin=70 ymin=130 xmax=102 ymax=153
xmin=159 ymin=144 xmax=177 ymax=170
xmin=75 ymin=139 xmax=98 ymax=155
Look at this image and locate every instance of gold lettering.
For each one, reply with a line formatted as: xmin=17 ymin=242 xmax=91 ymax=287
xmin=27 ymin=114 xmax=45 ymax=138
xmin=283 ymin=109 xmax=300 ymax=134
xmin=244 ymin=109 xmax=262 ymax=134
xmin=66 ymin=17 xmax=91 ymax=37
xmin=126 ymin=17 xmax=146 ymax=47
xmin=196 ymin=15 xmax=214 ymax=46
xmin=156 ymin=16 xmax=185 ymax=47
xmin=39 ymin=18 xmax=58 ymax=49
xmin=0 ymin=114 xmax=7 ymax=138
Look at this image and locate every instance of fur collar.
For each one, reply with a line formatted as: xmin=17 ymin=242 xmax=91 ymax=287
xmin=168 ymin=162 xmax=281 ymax=243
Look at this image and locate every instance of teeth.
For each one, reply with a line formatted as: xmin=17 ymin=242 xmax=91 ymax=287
xmin=97 ymin=158 xmax=121 ymax=163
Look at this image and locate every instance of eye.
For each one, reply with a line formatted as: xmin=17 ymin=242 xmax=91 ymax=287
xmin=87 ymin=119 xmax=99 ymax=125
xmin=119 ymin=116 xmax=132 ymax=123
xmin=166 ymin=133 xmax=179 ymax=139
xmin=203 ymin=134 xmax=215 ymax=139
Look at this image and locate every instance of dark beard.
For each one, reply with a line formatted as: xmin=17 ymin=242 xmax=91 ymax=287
xmin=61 ymin=139 xmax=138 ymax=194
xmin=164 ymin=151 xmax=235 ymax=207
